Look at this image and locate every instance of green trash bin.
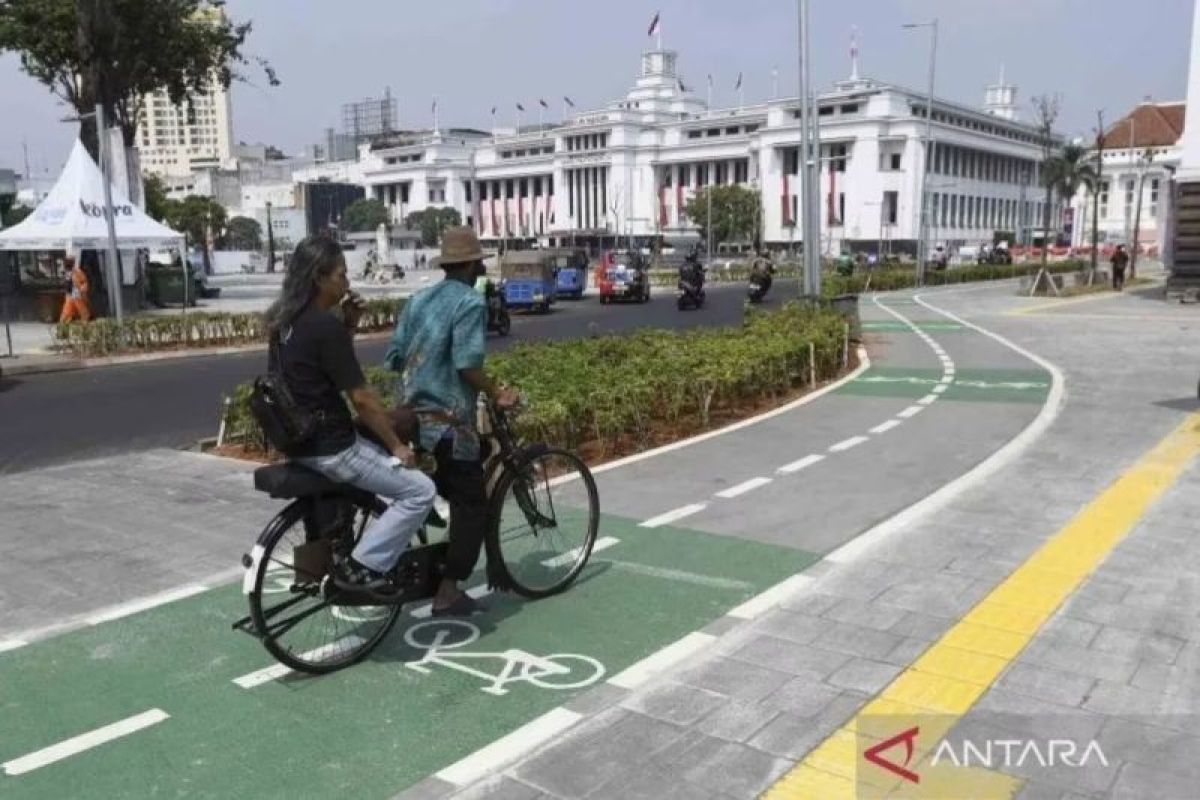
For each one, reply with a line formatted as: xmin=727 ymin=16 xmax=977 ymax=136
xmin=147 ymin=266 xmax=196 ymax=307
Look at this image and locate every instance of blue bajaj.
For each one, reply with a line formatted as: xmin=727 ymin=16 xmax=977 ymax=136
xmin=552 ymin=252 xmax=589 ymax=300
xmin=501 ymin=251 xmax=556 ymax=314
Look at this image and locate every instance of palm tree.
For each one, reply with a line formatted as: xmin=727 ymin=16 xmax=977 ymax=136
xmin=1044 ymin=143 xmax=1100 ymax=278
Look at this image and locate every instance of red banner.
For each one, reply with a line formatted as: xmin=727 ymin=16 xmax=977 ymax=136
xmin=491 ymin=199 xmax=498 ymax=235
xmin=676 ymin=185 xmax=685 ymax=223
xmin=659 ymin=187 xmax=668 ymax=228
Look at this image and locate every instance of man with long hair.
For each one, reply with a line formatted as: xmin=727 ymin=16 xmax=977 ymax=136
xmin=387 ymin=227 xmax=518 ymax=616
xmin=265 ymin=236 xmax=436 ymax=592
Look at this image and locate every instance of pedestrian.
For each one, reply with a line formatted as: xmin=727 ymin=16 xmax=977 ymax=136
xmin=385 ymin=226 xmax=520 ymax=616
xmin=58 ymin=255 xmax=92 ymax=323
xmin=1110 ymin=244 xmax=1129 ymax=291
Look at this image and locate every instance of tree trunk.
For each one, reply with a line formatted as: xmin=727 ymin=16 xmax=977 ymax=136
xmin=1042 ymin=184 xmax=1053 ymax=268
xmin=1131 ymin=172 xmax=1146 ymax=280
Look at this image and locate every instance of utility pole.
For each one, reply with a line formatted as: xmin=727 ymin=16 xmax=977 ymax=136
xmin=797 ymin=0 xmax=818 ymax=297
xmin=266 ymin=201 xmax=277 ymax=273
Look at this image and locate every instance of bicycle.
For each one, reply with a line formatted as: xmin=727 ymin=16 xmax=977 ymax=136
xmin=233 ymin=399 xmax=600 ymax=675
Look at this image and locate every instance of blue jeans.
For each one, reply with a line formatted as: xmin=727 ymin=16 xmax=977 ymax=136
xmin=299 ymin=437 xmax=436 ymax=573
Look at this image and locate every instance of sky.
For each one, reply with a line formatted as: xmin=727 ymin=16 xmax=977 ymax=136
xmin=1 ymin=0 xmax=1194 ymax=184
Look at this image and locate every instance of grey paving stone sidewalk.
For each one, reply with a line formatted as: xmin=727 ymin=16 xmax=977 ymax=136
xmin=419 ymin=285 xmax=1200 ymax=800
xmin=0 ymin=449 xmax=271 ymax=639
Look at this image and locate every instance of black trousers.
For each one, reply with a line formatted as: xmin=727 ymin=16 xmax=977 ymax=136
xmin=1113 ymin=266 xmax=1126 ymax=291
xmin=432 ymin=438 xmax=489 ymax=581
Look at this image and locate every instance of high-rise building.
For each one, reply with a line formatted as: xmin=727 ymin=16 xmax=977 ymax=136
xmin=135 ymin=7 xmax=235 ymax=177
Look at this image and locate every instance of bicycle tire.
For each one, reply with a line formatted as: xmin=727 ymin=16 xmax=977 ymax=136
xmin=248 ymin=499 xmax=403 ymax=675
xmin=485 ymin=447 xmax=599 ymax=599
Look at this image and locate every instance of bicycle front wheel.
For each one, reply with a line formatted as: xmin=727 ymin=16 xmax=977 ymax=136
xmin=486 ymin=447 xmax=599 ymax=599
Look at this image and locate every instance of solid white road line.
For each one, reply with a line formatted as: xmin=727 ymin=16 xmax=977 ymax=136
xmin=0 ymin=639 xmax=28 ymax=654
xmin=607 ymin=631 xmax=716 ymax=689
xmin=604 ymin=560 xmax=754 ymax=591
xmin=85 ymin=585 xmax=209 ymax=626
xmin=540 ymin=536 xmax=620 ymax=568
xmin=726 ymin=574 xmax=816 ymax=620
xmin=870 ymin=419 xmax=903 ymax=435
xmin=640 ymin=503 xmax=708 ymax=529
xmin=410 ymin=584 xmax=494 ymax=619
xmin=932 ymin=385 xmax=949 ymax=395
xmin=233 ymin=636 xmax=365 ymax=688
xmin=2 ymin=709 xmax=169 ymax=776
xmin=917 ymin=393 xmax=940 ymax=405
xmin=715 ymin=477 xmax=773 ymax=499
xmin=829 ymin=435 xmax=869 ymax=453
xmin=897 ymin=405 xmax=925 ymax=419
xmin=777 ymin=454 xmax=825 ymax=474
xmin=436 ymin=707 xmax=582 ymax=787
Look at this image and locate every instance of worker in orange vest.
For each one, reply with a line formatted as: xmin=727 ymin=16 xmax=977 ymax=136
xmin=59 ymin=256 xmax=92 ymax=323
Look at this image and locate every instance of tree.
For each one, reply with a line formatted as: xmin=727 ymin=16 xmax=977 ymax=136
xmin=1030 ymin=94 xmax=1062 ymax=295
xmin=685 ymin=185 xmax=761 ymax=248
xmin=405 ymin=207 xmax=462 ymax=246
xmin=1044 ymin=141 xmax=1099 ymax=278
xmin=0 ymin=0 xmax=277 ymax=160
xmin=142 ymin=172 xmax=170 ymax=221
xmin=1 ymin=204 xmax=33 ymax=229
xmin=163 ymin=194 xmax=226 ymax=275
xmin=341 ymin=198 xmax=389 ymax=233
xmin=222 ymin=215 xmax=262 ymax=251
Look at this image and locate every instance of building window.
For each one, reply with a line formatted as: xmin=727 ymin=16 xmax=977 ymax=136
xmin=706 ymin=128 xmax=720 ymax=138
xmin=1150 ymin=178 xmax=1160 ymax=218
xmin=884 ymin=190 xmax=899 ymax=225
xmin=840 ymin=103 xmax=860 ymax=115
xmin=725 ymin=126 xmax=740 ymax=135
xmin=818 ymin=106 xmax=834 ymax=117
xmin=890 ymin=153 xmax=902 ymax=171
xmin=688 ymin=130 xmax=702 ymax=139
xmin=1125 ymin=179 xmax=1135 ymax=215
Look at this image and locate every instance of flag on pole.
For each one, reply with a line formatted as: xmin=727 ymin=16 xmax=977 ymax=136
xmin=563 ymin=96 xmax=575 ymax=108
xmin=734 ymin=72 xmax=743 ymax=90
xmin=431 ymin=98 xmax=437 ymax=113
xmin=516 ymin=103 xmax=525 ymax=112
xmin=647 ymin=11 xmax=660 ymax=37
xmin=707 ymin=74 xmax=713 ymax=88
xmin=491 ymin=106 xmax=497 ymax=116
xmin=677 ymin=78 xmax=687 ymax=93
xmin=539 ymin=99 xmax=549 ymax=109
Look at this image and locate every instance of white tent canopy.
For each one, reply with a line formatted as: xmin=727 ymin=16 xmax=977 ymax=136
xmin=0 ymin=139 xmax=184 ymax=251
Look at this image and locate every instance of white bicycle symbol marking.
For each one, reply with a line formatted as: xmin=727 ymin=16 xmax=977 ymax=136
xmin=403 ymin=620 xmax=605 ymax=696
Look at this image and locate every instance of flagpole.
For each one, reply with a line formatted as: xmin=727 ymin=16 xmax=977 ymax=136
xmin=433 ymin=97 xmax=439 ymax=134
xmin=707 ymin=77 xmax=713 ymax=114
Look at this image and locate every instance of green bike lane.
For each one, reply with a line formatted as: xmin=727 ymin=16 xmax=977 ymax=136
xmin=0 ymin=514 xmax=817 ymax=800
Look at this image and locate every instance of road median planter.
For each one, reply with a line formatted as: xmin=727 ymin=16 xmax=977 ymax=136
xmin=53 ymin=297 xmax=407 ymax=358
xmin=217 ymin=301 xmax=855 ymax=464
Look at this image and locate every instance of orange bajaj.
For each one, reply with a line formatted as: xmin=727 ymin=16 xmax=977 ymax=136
xmin=597 ymin=250 xmax=650 ymax=305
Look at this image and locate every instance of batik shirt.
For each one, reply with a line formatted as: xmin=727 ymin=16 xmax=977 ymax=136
xmin=385 ymin=279 xmax=487 ymax=460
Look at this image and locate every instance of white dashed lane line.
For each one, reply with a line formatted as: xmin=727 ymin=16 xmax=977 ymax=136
xmin=636 ymin=292 xmax=959 ymax=528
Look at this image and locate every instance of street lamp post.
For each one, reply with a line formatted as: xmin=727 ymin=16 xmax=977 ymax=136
xmin=903 ymin=19 xmax=938 ymax=286
xmin=265 ymin=201 xmax=277 ymax=273
xmin=796 ymin=0 xmax=817 ymax=297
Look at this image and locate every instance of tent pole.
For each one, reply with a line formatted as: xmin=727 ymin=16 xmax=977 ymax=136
xmin=96 ymin=103 xmax=124 ymax=324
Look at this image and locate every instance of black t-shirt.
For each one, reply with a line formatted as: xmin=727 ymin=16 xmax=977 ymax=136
xmin=270 ymin=306 xmax=365 ymax=457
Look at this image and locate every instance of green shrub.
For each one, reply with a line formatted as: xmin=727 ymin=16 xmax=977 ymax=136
xmin=220 ymin=301 xmax=851 ymax=455
xmin=55 ymin=297 xmax=407 ymax=358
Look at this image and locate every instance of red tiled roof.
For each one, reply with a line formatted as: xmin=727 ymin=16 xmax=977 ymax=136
xmin=1099 ymin=102 xmax=1185 ymax=149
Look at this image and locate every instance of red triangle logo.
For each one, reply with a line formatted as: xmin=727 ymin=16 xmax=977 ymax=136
xmin=863 ymin=726 xmax=921 ymax=784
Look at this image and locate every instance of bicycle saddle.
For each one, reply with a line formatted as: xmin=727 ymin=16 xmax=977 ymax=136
xmin=253 ymin=463 xmax=346 ymax=499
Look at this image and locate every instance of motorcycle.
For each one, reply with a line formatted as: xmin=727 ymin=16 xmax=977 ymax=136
xmin=677 ymin=270 xmax=706 ymax=310
xmin=484 ymin=280 xmax=511 ymax=336
xmin=747 ymin=263 xmax=775 ymax=304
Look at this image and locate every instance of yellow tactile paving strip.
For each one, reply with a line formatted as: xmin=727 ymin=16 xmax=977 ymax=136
xmin=763 ymin=413 xmax=1200 ymax=799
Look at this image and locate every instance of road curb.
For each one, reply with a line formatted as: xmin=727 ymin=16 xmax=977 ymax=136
xmin=3 ymin=330 xmax=396 ymax=377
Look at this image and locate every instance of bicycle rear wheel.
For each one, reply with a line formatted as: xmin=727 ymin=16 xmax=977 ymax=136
xmin=486 ymin=447 xmax=599 ymax=598
xmin=248 ymin=500 xmax=402 ymax=674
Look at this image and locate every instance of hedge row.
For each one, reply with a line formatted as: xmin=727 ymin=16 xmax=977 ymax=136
xmin=54 ymin=297 xmax=407 ymax=358
xmin=221 ymin=301 xmax=851 ymax=455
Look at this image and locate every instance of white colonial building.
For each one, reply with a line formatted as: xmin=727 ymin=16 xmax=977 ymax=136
xmin=348 ymin=48 xmax=1059 ymax=256
xmin=1069 ymin=101 xmax=1184 ymax=256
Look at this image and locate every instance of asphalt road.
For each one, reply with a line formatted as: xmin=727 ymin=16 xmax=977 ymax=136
xmin=0 ymin=280 xmax=797 ymax=474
